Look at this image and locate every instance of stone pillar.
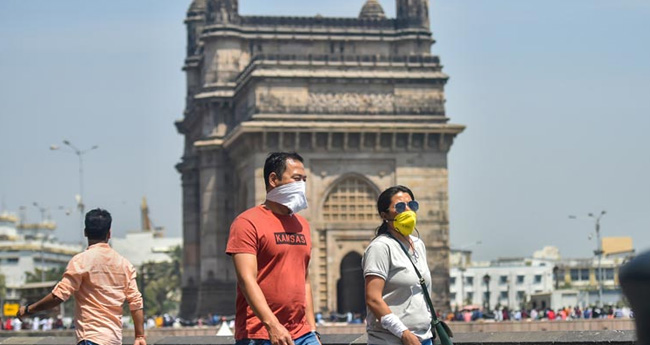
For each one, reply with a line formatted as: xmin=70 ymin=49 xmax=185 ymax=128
xmin=178 ymin=158 xmax=201 ymax=319
xmin=196 ymin=149 xmax=236 ymax=316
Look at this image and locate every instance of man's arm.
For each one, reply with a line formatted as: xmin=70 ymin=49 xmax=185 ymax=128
xmin=304 ymin=272 xmax=316 ymax=331
xmin=22 ymin=259 xmax=81 ymax=321
xmin=232 ymin=253 xmax=293 ymax=345
xmin=16 ymin=293 xmax=63 ymax=320
xmin=131 ymin=308 xmax=147 ymax=345
xmin=125 ymin=264 xmax=146 ymax=345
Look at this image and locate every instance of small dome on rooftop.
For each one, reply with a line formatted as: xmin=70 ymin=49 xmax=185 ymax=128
xmin=189 ymin=0 xmax=207 ymax=12
xmin=359 ymin=0 xmax=386 ymax=20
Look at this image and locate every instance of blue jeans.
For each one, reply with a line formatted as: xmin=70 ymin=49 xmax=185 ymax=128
xmin=235 ymin=331 xmax=320 ymax=345
xmin=77 ymin=341 xmax=101 ymax=345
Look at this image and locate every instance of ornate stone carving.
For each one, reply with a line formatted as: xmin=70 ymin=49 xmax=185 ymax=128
xmin=254 ymin=88 xmax=445 ymax=115
xmin=395 ymin=91 xmax=445 ymax=114
xmin=256 ymin=88 xmax=308 ymax=113
xmin=308 ymin=92 xmax=394 ymax=114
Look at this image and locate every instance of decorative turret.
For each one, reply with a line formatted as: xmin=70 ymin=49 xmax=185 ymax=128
xmin=186 ymin=0 xmax=207 ymax=56
xmin=206 ymin=0 xmax=239 ymax=25
xmin=188 ymin=0 xmax=207 ymax=15
xmin=396 ymin=0 xmax=430 ymax=29
xmin=141 ymin=197 xmax=151 ymax=232
xmin=359 ymin=0 xmax=386 ymax=20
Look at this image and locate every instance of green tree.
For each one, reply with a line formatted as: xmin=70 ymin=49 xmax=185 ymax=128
xmin=0 ymin=273 xmax=6 ymax=304
xmin=25 ymin=266 xmax=66 ymax=283
xmin=139 ymin=245 xmax=182 ymax=316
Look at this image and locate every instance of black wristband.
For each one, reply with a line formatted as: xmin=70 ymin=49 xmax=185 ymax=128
xmin=24 ymin=303 xmax=31 ymax=315
xmin=313 ymin=331 xmax=321 ymax=340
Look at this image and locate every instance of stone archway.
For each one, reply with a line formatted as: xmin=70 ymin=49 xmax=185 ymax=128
xmin=336 ymin=251 xmax=365 ymax=315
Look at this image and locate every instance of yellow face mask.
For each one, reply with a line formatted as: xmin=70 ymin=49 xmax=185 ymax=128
xmin=392 ymin=210 xmax=417 ymax=236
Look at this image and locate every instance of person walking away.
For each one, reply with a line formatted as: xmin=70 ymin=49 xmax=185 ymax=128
xmin=16 ymin=208 xmax=146 ymax=345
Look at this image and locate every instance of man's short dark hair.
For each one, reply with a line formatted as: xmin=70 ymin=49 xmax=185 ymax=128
xmin=263 ymin=152 xmax=304 ymax=189
xmin=85 ymin=208 xmax=112 ymax=240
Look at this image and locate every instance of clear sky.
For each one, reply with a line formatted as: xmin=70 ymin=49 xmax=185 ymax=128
xmin=0 ymin=1 xmax=648 ymax=261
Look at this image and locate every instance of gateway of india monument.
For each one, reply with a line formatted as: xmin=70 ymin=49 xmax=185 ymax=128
xmin=175 ymin=0 xmax=465 ymax=318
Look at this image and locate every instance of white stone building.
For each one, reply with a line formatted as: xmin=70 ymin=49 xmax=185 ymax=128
xmin=449 ymin=245 xmax=630 ymax=310
xmin=0 ymin=212 xmax=81 ymax=302
xmin=449 ymin=256 xmax=555 ymax=310
xmin=111 ymin=231 xmax=182 ymax=267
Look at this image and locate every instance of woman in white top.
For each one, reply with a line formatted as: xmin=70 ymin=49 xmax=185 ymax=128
xmin=363 ymin=185 xmax=433 ymax=345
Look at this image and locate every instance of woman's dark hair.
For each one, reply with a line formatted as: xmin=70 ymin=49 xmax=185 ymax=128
xmin=85 ymin=208 xmax=112 ymax=240
xmin=375 ymin=185 xmax=415 ymax=236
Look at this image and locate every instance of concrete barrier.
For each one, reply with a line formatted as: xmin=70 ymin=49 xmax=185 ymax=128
xmin=0 ymin=331 xmax=637 ymax=345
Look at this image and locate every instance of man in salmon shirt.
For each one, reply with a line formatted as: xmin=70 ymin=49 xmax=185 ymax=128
xmin=16 ymin=208 xmax=146 ymax=345
xmin=227 ymin=152 xmax=320 ymax=345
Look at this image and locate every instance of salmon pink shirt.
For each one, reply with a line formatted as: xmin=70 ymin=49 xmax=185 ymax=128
xmin=52 ymin=242 xmax=143 ymax=345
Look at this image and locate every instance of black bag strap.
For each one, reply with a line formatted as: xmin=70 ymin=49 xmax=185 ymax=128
xmin=386 ymin=233 xmax=442 ymax=325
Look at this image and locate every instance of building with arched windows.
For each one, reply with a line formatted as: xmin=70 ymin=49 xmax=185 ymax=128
xmin=175 ymin=0 xmax=464 ymax=318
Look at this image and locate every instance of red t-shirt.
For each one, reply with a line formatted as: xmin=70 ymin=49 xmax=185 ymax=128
xmin=226 ymin=205 xmax=312 ymax=340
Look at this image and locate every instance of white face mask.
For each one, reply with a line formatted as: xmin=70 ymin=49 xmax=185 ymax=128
xmin=266 ymin=181 xmax=308 ymax=214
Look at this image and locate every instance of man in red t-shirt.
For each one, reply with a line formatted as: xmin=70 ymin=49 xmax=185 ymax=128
xmin=226 ymin=152 xmax=320 ymax=345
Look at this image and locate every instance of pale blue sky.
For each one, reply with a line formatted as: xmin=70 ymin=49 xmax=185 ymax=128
xmin=0 ymin=1 xmax=648 ymax=260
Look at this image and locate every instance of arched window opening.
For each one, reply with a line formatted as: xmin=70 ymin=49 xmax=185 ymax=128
xmin=323 ymin=177 xmax=378 ymax=222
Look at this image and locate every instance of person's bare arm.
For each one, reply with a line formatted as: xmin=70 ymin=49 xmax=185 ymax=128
xmin=365 ymin=276 xmax=391 ymax=318
xmin=233 ymin=253 xmax=293 ymax=345
xmin=305 ymin=276 xmax=316 ymax=331
xmin=131 ymin=308 xmax=146 ymax=345
xmin=305 ymin=270 xmax=321 ymax=344
xmin=365 ymin=276 xmax=419 ymax=345
xmin=16 ymin=293 xmax=63 ymax=320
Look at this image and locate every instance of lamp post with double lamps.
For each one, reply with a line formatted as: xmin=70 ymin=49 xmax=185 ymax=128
xmin=50 ymin=140 xmax=98 ymax=244
xmin=32 ymin=202 xmax=49 ymax=282
xmin=589 ymin=211 xmax=607 ymax=306
xmin=483 ymin=273 xmax=491 ymax=311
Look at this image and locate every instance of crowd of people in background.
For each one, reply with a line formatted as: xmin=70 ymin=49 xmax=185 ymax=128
xmin=445 ymin=305 xmax=634 ymax=322
xmin=0 ymin=304 xmax=635 ymax=333
xmin=1 ymin=315 xmax=67 ymax=331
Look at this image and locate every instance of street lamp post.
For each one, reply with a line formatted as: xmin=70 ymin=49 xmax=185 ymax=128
xmin=31 ymin=202 xmax=48 ymax=282
xmin=589 ymin=211 xmax=606 ymax=306
xmin=459 ymin=267 xmax=466 ymax=307
xmin=569 ymin=210 xmax=606 ymax=306
xmin=483 ymin=273 xmax=491 ymax=311
xmin=50 ymin=140 xmax=98 ymax=244
xmin=455 ymin=241 xmax=482 ymax=308
xmin=40 ymin=236 xmax=47 ymax=282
